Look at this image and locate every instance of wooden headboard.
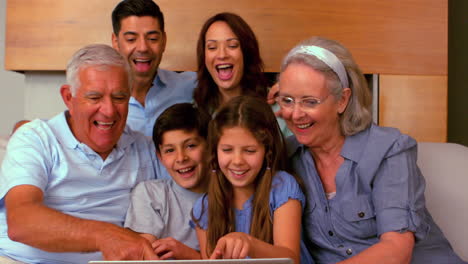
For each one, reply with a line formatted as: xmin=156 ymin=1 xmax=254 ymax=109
xmin=5 ymin=0 xmax=446 ymax=74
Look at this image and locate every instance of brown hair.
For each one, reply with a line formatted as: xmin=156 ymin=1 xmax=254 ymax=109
xmin=193 ymin=12 xmax=267 ymax=116
xmin=199 ymin=95 xmax=291 ymax=255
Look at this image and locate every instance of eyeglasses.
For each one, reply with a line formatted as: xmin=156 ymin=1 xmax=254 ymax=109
xmin=275 ymin=94 xmax=330 ymax=111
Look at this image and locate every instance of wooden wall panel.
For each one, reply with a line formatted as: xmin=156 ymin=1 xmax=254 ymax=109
xmin=379 ymin=75 xmax=447 ymax=142
xmin=6 ymin=0 xmax=447 ymax=74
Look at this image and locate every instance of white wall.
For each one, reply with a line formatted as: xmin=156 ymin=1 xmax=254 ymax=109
xmin=1 ymin=0 xmax=66 ymax=136
xmin=0 ymin=0 xmax=24 ymax=136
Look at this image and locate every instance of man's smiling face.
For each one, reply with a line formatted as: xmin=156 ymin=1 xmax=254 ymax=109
xmin=112 ymin=16 xmax=166 ymax=84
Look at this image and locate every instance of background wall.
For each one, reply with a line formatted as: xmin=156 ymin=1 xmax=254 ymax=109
xmin=0 ymin=0 xmax=24 ymax=136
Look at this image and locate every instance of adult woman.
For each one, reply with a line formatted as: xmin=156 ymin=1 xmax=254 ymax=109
xmin=277 ymin=36 xmax=465 ymax=263
xmin=193 ymin=12 xmax=291 ymax=137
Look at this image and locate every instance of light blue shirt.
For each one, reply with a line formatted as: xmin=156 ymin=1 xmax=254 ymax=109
xmin=191 ymin=171 xmax=313 ymax=264
xmin=127 ymin=69 xmax=197 ymax=137
xmin=0 ymin=112 xmax=165 ymax=264
xmin=288 ymin=124 xmax=465 ymax=264
xmin=125 ymin=178 xmax=203 ymax=251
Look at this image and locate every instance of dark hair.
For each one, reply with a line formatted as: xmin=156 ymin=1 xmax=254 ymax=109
xmin=111 ymin=0 xmax=165 ymax=35
xmin=152 ymin=103 xmax=211 ymax=152
xmin=193 ymin=12 xmax=267 ymax=116
xmin=200 ymin=95 xmax=292 ymax=255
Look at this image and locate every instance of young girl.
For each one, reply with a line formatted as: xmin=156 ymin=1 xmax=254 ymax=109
xmin=191 ymin=96 xmax=312 ymax=264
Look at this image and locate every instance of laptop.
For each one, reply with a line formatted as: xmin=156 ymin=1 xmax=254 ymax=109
xmin=89 ymin=258 xmax=293 ymax=264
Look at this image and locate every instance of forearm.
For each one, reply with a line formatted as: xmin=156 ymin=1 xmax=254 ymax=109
xmin=337 ymin=232 xmax=414 ymax=264
xmin=7 ymin=201 xmax=116 ymax=252
xmin=248 ymin=236 xmax=299 ymax=264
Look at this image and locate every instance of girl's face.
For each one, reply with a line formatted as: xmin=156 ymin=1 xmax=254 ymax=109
xmin=204 ymin=21 xmax=244 ymax=101
xmin=217 ymin=126 xmax=265 ymax=195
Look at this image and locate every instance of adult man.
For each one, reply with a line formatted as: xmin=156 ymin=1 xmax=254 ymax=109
xmin=0 ymin=44 xmax=164 ymax=263
xmin=111 ymin=0 xmax=197 ymax=137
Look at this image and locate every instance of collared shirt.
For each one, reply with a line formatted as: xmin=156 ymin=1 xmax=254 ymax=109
xmin=0 ymin=112 xmax=165 ymax=264
xmin=127 ymin=69 xmax=197 ymax=137
xmin=288 ymin=124 xmax=464 ymax=264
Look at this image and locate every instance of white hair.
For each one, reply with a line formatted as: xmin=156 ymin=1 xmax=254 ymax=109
xmin=66 ymin=44 xmax=132 ymax=96
xmin=280 ymin=36 xmax=372 ymax=136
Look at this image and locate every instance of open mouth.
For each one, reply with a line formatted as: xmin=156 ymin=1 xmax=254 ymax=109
xmin=229 ymin=169 xmax=248 ymax=178
xmin=133 ymin=58 xmax=152 ymax=72
xmin=296 ymin=122 xmax=313 ymax=129
xmin=94 ymin=121 xmax=114 ymax=130
xmin=177 ymin=166 xmax=196 ymax=177
xmin=216 ymin=64 xmax=233 ymax=81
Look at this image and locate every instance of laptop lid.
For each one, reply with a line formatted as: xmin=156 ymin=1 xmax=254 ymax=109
xmin=89 ymin=258 xmax=293 ymax=264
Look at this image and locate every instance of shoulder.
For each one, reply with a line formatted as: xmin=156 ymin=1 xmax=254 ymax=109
xmin=7 ymin=113 xmax=67 ymax=151
xmin=132 ymin=178 xmax=172 ymax=198
xmin=343 ymin=124 xmax=417 ymax=162
xmin=270 ymin=171 xmax=305 ymax=210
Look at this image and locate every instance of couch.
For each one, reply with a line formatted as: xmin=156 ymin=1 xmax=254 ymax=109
xmin=0 ymin=138 xmax=466 ymax=260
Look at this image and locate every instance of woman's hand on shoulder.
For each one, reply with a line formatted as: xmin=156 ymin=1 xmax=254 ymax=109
xmin=210 ymin=232 xmax=252 ymax=259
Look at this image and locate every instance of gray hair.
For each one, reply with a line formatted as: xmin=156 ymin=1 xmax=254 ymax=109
xmin=280 ymin=36 xmax=372 ymax=136
xmin=66 ymin=44 xmax=132 ymax=96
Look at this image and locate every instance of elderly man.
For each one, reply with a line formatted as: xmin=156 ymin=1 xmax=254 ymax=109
xmin=0 ymin=44 xmax=164 ymax=263
xmin=111 ymin=0 xmax=197 ymax=137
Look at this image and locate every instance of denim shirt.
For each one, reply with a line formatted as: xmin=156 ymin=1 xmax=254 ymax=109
xmin=288 ymin=124 xmax=465 ymax=264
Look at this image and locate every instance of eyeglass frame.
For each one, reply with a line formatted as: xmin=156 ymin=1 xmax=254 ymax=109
xmin=275 ymin=94 xmax=331 ymax=111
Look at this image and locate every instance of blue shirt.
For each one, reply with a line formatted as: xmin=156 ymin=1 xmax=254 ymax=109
xmin=191 ymin=171 xmax=313 ymax=264
xmin=127 ymin=69 xmax=197 ymax=137
xmin=0 ymin=112 xmax=165 ymax=264
xmin=288 ymin=124 xmax=465 ymax=264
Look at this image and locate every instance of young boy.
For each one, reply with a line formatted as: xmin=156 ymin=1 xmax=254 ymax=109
xmin=124 ymin=103 xmax=210 ymax=259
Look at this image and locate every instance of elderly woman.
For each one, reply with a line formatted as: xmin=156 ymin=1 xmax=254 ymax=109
xmin=277 ymin=36 xmax=465 ymax=263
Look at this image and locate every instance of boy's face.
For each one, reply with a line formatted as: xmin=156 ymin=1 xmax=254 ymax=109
xmin=158 ymin=129 xmax=205 ymax=193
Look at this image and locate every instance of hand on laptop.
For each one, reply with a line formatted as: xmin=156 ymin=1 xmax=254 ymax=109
xmin=210 ymin=232 xmax=251 ymax=260
xmin=96 ymin=224 xmax=159 ymax=260
xmin=152 ymin=237 xmax=201 ymax=260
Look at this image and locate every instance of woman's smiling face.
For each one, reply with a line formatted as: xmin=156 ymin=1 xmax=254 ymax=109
xmin=204 ymin=21 xmax=244 ymax=101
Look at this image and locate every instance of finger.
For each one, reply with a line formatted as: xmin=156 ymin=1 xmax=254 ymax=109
xmin=210 ymin=249 xmax=223 ymax=259
xmin=143 ymin=245 xmax=159 ymax=260
xmin=153 ymin=243 xmax=169 ymax=255
xmin=239 ymin=242 xmax=249 ymax=259
xmin=210 ymin=239 xmax=226 ymax=259
xmin=222 ymin=239 xmax=234 ymax=259
xmin=231 ymin=239 xmax=243 ymax=259
xmin=158 ymin=250 xmax=174 ymax=260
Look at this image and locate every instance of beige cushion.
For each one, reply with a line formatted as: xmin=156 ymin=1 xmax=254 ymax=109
xmin=417 ymin=142 xmax=468 ymax=260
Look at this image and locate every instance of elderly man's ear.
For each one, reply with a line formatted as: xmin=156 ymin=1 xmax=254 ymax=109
xmin=60 ymin=85 xmax=73 ymax=109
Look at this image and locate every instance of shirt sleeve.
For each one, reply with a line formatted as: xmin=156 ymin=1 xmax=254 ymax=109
xmin=189 ymin=194 xmax=209 ymax=230
xmin=0 ymin=121 xmax=51 ymax=200
xmin=270 ymin=171 xmax=306 ymax=212
xmin=124 ymin=180 xmax=166 ymax=237
xmin=372 ymin=134 xmax=430 ymax=240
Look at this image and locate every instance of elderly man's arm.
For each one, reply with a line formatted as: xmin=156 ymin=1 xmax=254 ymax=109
xmin=6 ymin=184 xmax=158 ymax=260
